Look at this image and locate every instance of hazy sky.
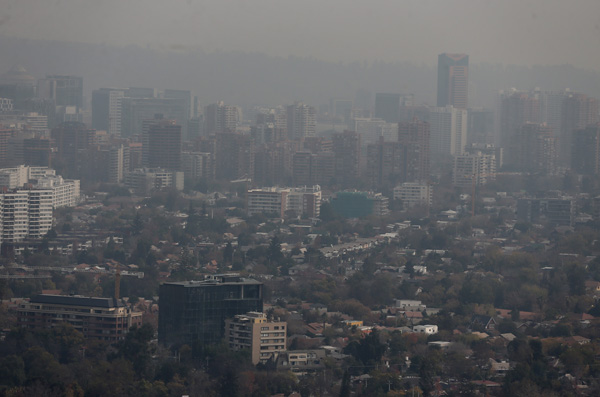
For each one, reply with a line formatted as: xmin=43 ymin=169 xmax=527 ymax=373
xmin=2 ymin=0 xmax=600 ymax=70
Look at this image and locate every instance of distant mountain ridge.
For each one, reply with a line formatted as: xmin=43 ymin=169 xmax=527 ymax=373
xmin=1 ymin=34 xmax=600 ymax=110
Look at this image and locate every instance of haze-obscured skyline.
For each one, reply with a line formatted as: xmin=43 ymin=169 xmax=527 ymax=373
xmin=2 ymin=0 xmax=600 ymax=71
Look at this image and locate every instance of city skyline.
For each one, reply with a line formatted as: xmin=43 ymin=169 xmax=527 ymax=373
xmin=1 ymin=1 xmax=600 ymax=72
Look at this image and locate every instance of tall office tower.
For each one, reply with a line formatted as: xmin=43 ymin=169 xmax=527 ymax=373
xmin=330 ymin=99 xmax=354 ymax=123
xmin=375 ymin=93 xmax=401 ymax=123
xmin=121 ymin=97 xmax=189 ymax=137
xmin=204 ymin=101 xmax=239 ymax=135
xmin=560 ymin=93 xmax=599 ymax=166
xmin=50 ymin=122 xmax=97 ymax=178
xmin=398 ymin=117 xmax=430 ymax=183
xmin=215 ymin=132 xmax=254 ymax=181
xmin=38 ymin=75 xmax=83 ymax=109
xmin=513 ymin=123 xmax=556 ymax=174
xmin=144 ymin=120 xmax=182 ymax=171
xmin=23 ymin=137 xmax=53 ymax=167
xmin=0 ymin=66 xmax=37 ymax=110
xmin=92 ymin=88 xmax=126 ymax=135
xmin=164 ymin=89 xmax=192 ymax=119
xmin=22 ymin=98 xmax=57 ymax=128
xmin=498 ymin=91 xmax=540 ymax=153
xmin=467 ymin=108 xmax=494 ymax=145
xmin=126 ymin=87 xmax=156 ymax=98
xmin=437 ymin=53 xmax=469 ymax=109
xmin=366 ymin=138 xmax=404 ymax=189
xmin=0 ymin=128 xmax=12 ymax=168
xmin=452 ymin=147 xmax=496 ymax=188
xmin=332 ymin=130 xmax=361 ymax=185
xmin=572 ymin=123 xmax=600 ymax=175
xmin=158 ymin=274 xmax=263 ymax=347
xmin=429 ymin=106 xmax=468 ymax=160
xmin=286 ymin=102 xmax=316 ymax=140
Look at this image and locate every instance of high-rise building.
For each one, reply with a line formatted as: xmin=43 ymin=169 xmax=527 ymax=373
xmin=512 ymin=123 xmax=556 ymax=174
xmin=332 ymin=130 xmax=361 ymax=186
xmin=397 ymin=117 xmax=430 ymax=183
xmin=225 ymin=312 xmax=287 ymax=365
xmin=50 ymin=122 xmax=97 ymax=178
xmin=23 ymin=136 xmax=53 ymax=167
xmin=467 ymin=108 xmax=494 ymax=145
xmin=181 ymin=151 xmax=215 ymax=180
xmin=0 ymin=66 xmax=37 ymax=110
xmin=204 ymin=101 xmax=239 ymax=135
xmin=560 ymin=93 xmax=599 ymax=166
xmin=39 ymin=75 xmax=83 ymax=109
xmin=572 ymin=123 xmax=600 ymax=175
xmin=437 ymin=53 xmax=469 ymax=109
xmin=497 ymin=90 xmax=540 ymax=154
xmin=375 ymin=93 xmax=401 ymax=123
xmin=144 ymin=120 xmax=182 ymax=171
xmin=286 ymin=102 xmax=316 ymax=140
xmin=215 ymin=132 xmax=254 ymax=181
xmin=366 ymin=138 xmax=404 ymax=189
xmin=429 ymin=106 xmax=468 ymax=160
xmin=121 ymin=97 xmax=189 ymax=137
xmin=452 ymin=148 xmax=496 ymax=188
xmin=92 ymin=88 xmax=126 ymax=135
xmin=158 ymin=274 xmax=263 ymax=347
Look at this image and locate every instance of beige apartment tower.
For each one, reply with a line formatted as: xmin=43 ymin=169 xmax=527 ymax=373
xmin=225 ymin=312 xmax=287 ymax=365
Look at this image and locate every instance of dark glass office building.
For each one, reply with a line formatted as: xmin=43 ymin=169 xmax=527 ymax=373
xmin=158 ymin=274 xmax=263 ymax=347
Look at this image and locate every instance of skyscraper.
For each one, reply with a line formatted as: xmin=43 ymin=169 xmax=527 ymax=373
xmin=429 ymin=106 xmax=468 ymax=160
xmin=560 ymin=93 xmax=599 ymax=166
xmin=398 ymin=117 xmax=430 ymax=183
xmin=145 ymin=120 xmax=182 ymax=171
xmin=375 ymin=93 xmax=401 ymax=123
xmin=572 ymin=123 xmax=600 ymax=175
xmin=39 ymin=75 xmax=83 ymax=109
xmin=332 ymin=130 xmax=361 ymax=186
xmin=92 ymin=88 xmax=126 ymax=135
xmin=437 ymin=53 xmax=469 ymax=109
xmin=204 ymin=101 xmax=239 ymax=135
xmin=286 ymin=102 xmax=316 ymax=140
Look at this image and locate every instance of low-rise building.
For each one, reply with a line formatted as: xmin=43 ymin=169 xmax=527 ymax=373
xmin=413 ymin=324 xmax=438 ymax=335
xmin=17 ymin=294 xmax=143 ymax=342
xmin=393 ymin=182 xmax=432 ymax=208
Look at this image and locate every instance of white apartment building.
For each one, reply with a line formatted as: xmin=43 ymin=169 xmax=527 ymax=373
xmin=452 ymin=151 xmax=496 ymax=189
xmin=34 ymin=176 xmax=80 ymax=208
xmin=413 ymin=325 xmax=438 ymax=335
xmin=125 ymin=168 xmax=184 ymax=195
xmin=0 ymin=166 xmax=79 ymax=208
xmin=0 ymin=188 xmax=53 ymax=244
xmin=247 ymin=185 xmax=321 ymax=218
xmin=393 ymin=183 xmax=432 ymax=208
